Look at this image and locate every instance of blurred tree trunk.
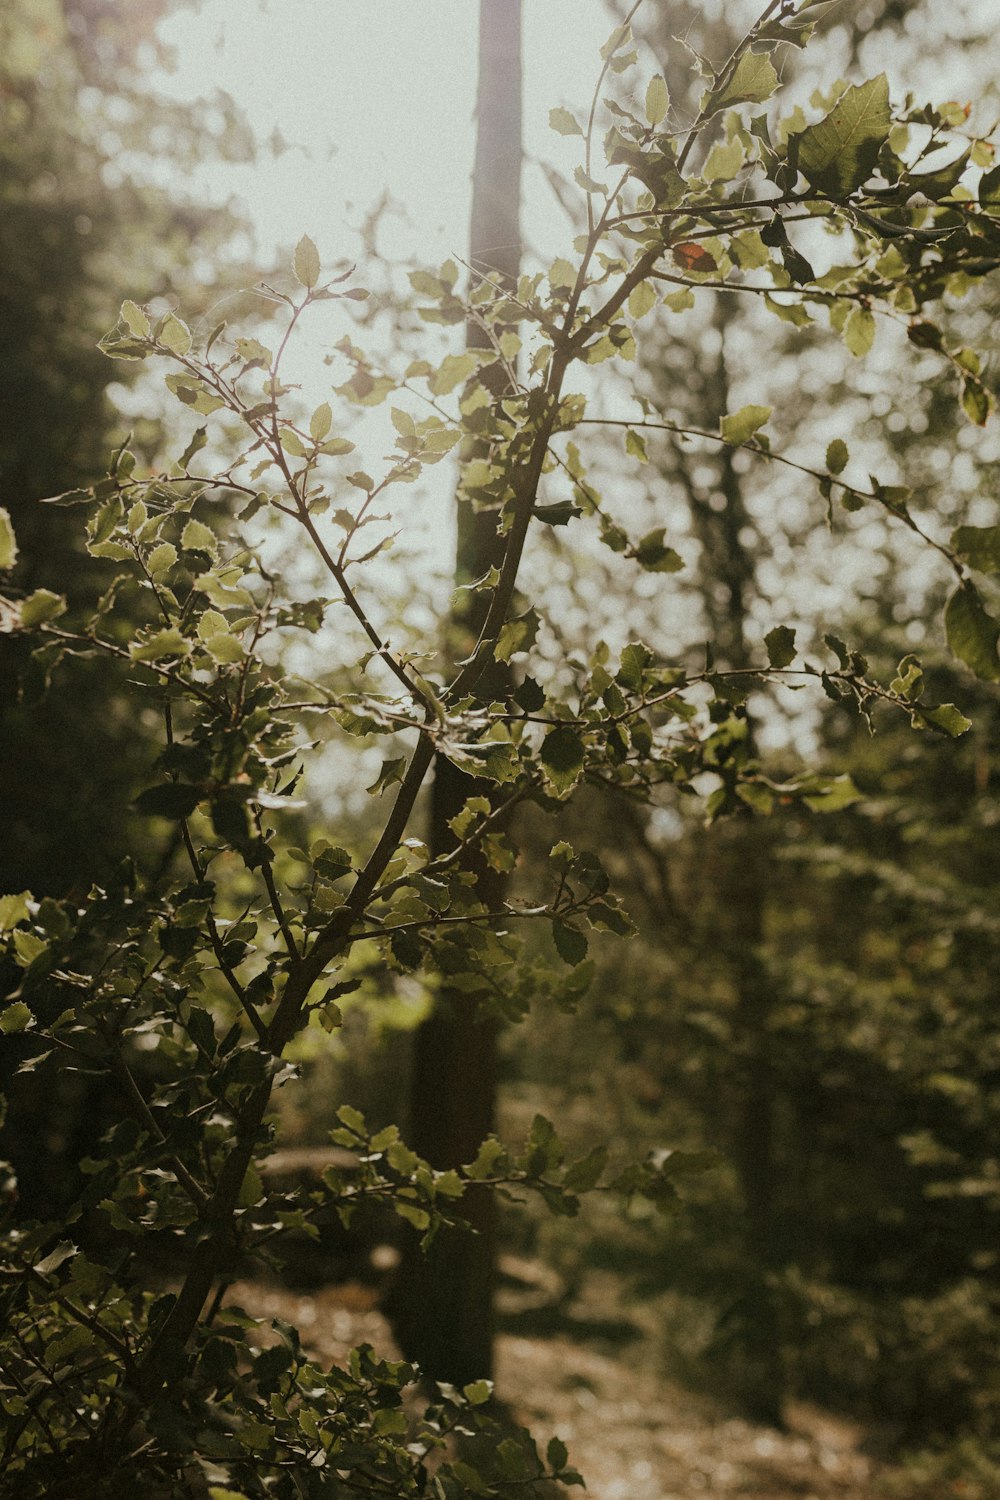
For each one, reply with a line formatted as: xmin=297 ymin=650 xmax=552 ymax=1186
xmin=390 ymin=0 xmax=522 ymax=1386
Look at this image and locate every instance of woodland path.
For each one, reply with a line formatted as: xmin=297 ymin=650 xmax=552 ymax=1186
xmin=227 ymin=1273 xmax=924 ymax=1500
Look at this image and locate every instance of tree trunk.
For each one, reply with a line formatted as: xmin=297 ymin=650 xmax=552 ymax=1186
xmin=389 ymin=0 xmax=522 ymax=1386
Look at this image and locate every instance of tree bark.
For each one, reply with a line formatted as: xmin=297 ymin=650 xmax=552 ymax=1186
xmin=389 ymin=0 xmax=522 ymax=1386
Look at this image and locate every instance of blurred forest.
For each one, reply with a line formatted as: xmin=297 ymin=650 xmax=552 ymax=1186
xmin=3 ymin=1 xmax=1000 ymax=1496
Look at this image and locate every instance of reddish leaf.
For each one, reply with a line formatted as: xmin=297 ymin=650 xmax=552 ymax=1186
xmin=672 ymin=241 xmax=717 ymax=274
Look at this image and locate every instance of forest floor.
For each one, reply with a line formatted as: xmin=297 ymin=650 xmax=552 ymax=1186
xmin=227 ymin=1265 xmax=935 ymax=1500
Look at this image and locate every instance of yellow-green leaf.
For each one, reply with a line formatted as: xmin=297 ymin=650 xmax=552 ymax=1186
xmin=293 ymin=233 xmax=321 ymax=289
xmin=0 ymin=508 xmax=17 ymax=570
xmin=720 ymin=405 xmax=771 ymax=445
xmin=645 ymin=75 xmax=669 ymax=127
xmin=160 ymin=314 xmax=192 ymax=356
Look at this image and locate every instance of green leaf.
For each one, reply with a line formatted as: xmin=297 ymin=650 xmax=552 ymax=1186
xmin=634 ymin=528 xmax=683 ymax=573
xmin=0 ymin=1001 xmax=33 ymax=1034
xmin=181 ymin=519 xmax=217 ymax=555
xmin=826 ymin=438 xmax=849 ymax=475
xmin=843 ymin=306 xmax=875 ymax=357
xmin=0 ymin=507 xmax=17 ymax=570
xmin=135 ymin=783 xmax=202 ymax=819
xmin=310 ymin=401 xmax=333 ymax=441
xmin=794 ymin=75 xmax=890 ymax=196
xmin=764 ymin=625 xmax=796 ymax=668
xmin=916 ymin=703 xmax=972 ymax=737
xmin=553 ymin=921 xmax=588 ymax=966
xmin=121 ymin=300 xmax=150 ymax=337
xmin=549 ymin=106 xmax=582 ymax=136
xmin=540 ymin=726 xmax=585 ymax=795
xmin=159 ymin=314 xmax=192 ymax=356
xmin=0 ymin=893 xmax=32 ymax=932
xmin=951 ymin=525 xmax=1000 ymax=575
xmin=496 ymin=607 xmax=540 ymax=663
xmin=131 ymin=628 xmax=191 ymax=662
xmin=429 ymin=351 xmax=477 ymax=396
xmin=712 ymin=51 xmax=779 ymax=113
xmin=147 ymin=542 xmax=177 ymax=577
xmin=945 ymin=584 xmax=1000 ymax=681
xmin=19 ymin=589 xmax=66 ymax=627
xmin=645 ymin=75 xmax=669 ymax=126
xmin=463 ymin=1379 xmax=493 ymax=1406
xmin=293 ymin=233 xmax=321 ymax=289
xmin=801 ymin=773 xmax=862 ymax=813
xmin=962 ymin=377 xmax=991 ymax=427
xmin=563 ymin=1144 xmax=608 ymax=1193
xmin=720 ymin=404 xmax=771 ymax=446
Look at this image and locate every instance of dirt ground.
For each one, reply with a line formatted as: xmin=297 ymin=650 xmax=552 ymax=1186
xmin=227 ymin=1274 xmax=918 ymax=1500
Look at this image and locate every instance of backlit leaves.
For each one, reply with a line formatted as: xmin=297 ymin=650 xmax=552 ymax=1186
xmin=945 ymin=584 xmax=1000 ymax=681
xmin=793 ymin=75 xmax=890 ymax=196
xmin=293 ymin=233 xmax=321 ymax=289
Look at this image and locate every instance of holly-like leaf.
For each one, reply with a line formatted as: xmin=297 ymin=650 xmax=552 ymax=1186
xmin=720 ymin=405 xmax=771 ymax=446
xmin=549 ymin=106 xmax=582 ymax=136
xmin=19 ymin=589 xmax=66 ymax=627
xmin=540 ymin=725 xmax=585 ymax=795
xmin=794 ymin=74 xmax=890 ymax=196
xmin=711 ymin=51 xmax=779 ymax=114
xmin=764 ymin=625 xmax=796 ymax=669
xmin=159 ymin=314 xmax=192 ymax=356
xmin=552 ymin=920 xmax=588 ymax=966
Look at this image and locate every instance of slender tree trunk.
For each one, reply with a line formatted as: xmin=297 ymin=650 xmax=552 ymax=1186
xmin=390 ymin=0 xmax=522 ymax=1386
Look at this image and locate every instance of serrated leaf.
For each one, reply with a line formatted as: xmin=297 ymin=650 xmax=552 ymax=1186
xmin=0 ymin=1001 xmax=33 ymax=1034
xmin=496 ymin=607 xmax=540 ymax=663
xmin=146 ymin=542 xmax=177 ymax=577
xmin=549 ymin=106 xmax=582 ymax=136
xmin=159 ymin=314 xmax=192 ymax=356
xmin=131 ymin=628 xmax=191 ymax=662
xmin=540 ymin=725 xmax=585 ymax=794
xmin=634 ymin=528 xmax=683 ymax=573
xmin=429 ymin=351 xmax=477 ymax=396
xmin=553 ymin=920 xmax=588 ymax=966
xmin=180 ymin=519 xmax=216 ymax=555
xmin=795 ymin=74 xmax=890 ymax=196
xmin=0 ymin=893 xmax=32 ymax=932
xmin=945 ymin=584 xmax=1000 ymax=681
xmin=293 ymin=233 xmax=321 ymax=288
xmin=19 ymin=589 xmax=66 ymax=627
xmin=720 ymin=404 xmax=771 ymax=446
xmin=916 ymin=702 xmax=972 ymax=737
xmin=120 ymin=299 xmax=150 ymax=337
xmin=764 ymin=625 xmax=796 ymax=668
xmin=713 ymin=51 xmax=779 ymax=113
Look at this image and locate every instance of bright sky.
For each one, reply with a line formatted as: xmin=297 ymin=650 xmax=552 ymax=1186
xmin=154 ymin=1 xmax=616 ymax=274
